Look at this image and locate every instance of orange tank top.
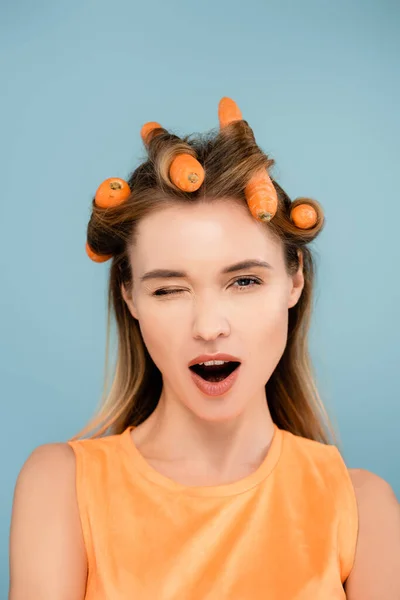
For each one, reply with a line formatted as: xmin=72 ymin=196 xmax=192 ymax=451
xmin=67 ymin=423 xmax=358 ymax=599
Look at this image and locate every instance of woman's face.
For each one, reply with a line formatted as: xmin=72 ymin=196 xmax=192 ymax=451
xmin=122 ymin=199 xmax=304 ymax=422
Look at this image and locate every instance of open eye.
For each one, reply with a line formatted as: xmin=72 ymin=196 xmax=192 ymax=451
xmin=231 ymin=276 xmax=262 ymax=290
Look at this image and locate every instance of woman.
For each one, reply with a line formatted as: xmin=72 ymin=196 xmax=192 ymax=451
xmin=9 ymin=98 xmax=400 ymax=599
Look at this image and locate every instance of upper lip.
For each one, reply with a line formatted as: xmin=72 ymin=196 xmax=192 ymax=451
xmin=188 ymin=353 xmax=242 ymax=367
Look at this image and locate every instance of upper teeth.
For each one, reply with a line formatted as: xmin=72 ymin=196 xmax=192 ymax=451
xmin=198 ymin=360 xmax=228 ymax=366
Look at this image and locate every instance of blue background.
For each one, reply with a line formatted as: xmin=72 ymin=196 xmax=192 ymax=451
xmin=1 ymin=0 xmax=399 ymax=593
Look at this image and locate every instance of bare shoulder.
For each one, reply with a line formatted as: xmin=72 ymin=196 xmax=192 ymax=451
xmin=12 ymin=442 xmax=79 ymax=527
xmin=17 ymin=441 xmax=76 ymax=477
xmin=9 ymin=442 xmax=87 ymax=599
xmin=12 ymin=442 xmax=78 ymax=516
xmin=345 ymin=468 xmax=400 ymax=599
xmin=348 ymin=467 xmax=395 ymax=491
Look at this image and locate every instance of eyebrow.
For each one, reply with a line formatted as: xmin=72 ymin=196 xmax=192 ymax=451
xmin=139 ymin=259 xmax=273 ymax=283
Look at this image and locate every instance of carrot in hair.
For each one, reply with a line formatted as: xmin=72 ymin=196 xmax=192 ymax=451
xmin=169 ymin=154 xmax=205 ymax=192
xmin=218 ymin=97 xmax=243 ymax=128
xmin=85 ymin=242 xmax=112 ymax=263
xmin=218 ymin=97 xmax=277 ymax=222
xmin=140 ymin=121 xmax=163 ymax=145
xmin=291 ymin=204 xmax=318 ymax=229
xmin=94 ymin=178 xmax=131 ymax=209
xmin=245 ymin=170 xmax=278 ymax=222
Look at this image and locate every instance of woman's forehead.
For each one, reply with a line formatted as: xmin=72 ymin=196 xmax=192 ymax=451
xmin=130 ymin=202 xmax=283 ymax=276
xmin=134 ymin=202 xmax=280 ymax=253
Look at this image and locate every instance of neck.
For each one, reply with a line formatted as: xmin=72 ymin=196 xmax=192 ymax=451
xmin=131 ymin=388 xmax=275 ymax=482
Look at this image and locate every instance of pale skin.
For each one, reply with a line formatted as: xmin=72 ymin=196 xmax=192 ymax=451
xmin=9 ymin=199 xmax=400 ymax=598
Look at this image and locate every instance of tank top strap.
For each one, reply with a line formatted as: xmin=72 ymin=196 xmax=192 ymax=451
xmin=67 ymin=432 xmax=123 ymax=566
xmin=280 ymin=429 xmax=359 ymax=584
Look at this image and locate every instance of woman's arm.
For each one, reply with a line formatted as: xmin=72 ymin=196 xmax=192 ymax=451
xmin=9 ymin=443 xmax=88 ymax=600
xmin=345 ymin=468 xmax=400 ymax=599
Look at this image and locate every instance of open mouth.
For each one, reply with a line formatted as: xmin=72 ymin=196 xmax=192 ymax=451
xmin=189 ymin=361 xmax=241 ymax=382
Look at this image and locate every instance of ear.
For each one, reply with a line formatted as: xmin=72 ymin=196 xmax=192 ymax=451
xmin=121 ymin=283 xmax=139 ymax=320
xmin=288 ymin=250 xmax=305 ymax=309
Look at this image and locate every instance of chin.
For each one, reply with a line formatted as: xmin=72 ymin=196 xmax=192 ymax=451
xmin=183 ymin=397 xmax=248 ymax=425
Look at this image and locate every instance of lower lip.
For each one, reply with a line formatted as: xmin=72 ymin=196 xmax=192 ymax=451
xmin=189 ymin=365 xmax=241 ymax=397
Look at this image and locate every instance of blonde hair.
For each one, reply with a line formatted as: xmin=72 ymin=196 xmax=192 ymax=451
xmin=71 ymin=120 xmax=339 ymax=446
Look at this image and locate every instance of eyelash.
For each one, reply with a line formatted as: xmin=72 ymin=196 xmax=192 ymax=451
xmin=152 ymin=277 xmax=263 ymax=297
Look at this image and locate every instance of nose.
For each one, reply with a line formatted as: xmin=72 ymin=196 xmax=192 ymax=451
xmin=192 ymin=297 xmax=231 ymax=341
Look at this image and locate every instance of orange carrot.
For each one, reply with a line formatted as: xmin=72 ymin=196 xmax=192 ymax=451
xmin=218 ymin=97 xmax=243 ymax=128
xmin=245 ymin=170 xmax=278 ymax=222
xmin=85 ymin=242 xmax=112 ymax=263
xmin=290 ymin=204 xmax=318 ymax=229
xmin=140 ymin=121 xmax=163 ymax=145
xmin=94 ymin=177 xmax=131 ymax=209
xmin=169 ymin=154 xmax=205 ymax=192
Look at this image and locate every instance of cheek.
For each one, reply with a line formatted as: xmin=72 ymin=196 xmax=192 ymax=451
xmin=244 ymin=291 xmax=289 ymax=372
xmin=135 ymin=303 xmax=182 ymax=370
